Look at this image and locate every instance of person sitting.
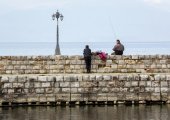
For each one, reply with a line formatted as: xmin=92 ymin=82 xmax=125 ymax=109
xmin=112 ymin=39 xmax=124 ymax=55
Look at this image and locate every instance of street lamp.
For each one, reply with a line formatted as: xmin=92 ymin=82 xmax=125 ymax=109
xmin=52 ymin=10 xmax=64 ymax=55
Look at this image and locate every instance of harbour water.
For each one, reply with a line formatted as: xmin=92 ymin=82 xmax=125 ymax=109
xmin=0 ymin=42 xmax=170 ymax=56
xmin=0 ymin=105 xmax=170 ymax=120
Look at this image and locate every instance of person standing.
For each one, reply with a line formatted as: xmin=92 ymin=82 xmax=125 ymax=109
xmin=112 ymin=39 xmax=124 ymax=55
xmin=83 ymin=45 xmax=92 ymax=73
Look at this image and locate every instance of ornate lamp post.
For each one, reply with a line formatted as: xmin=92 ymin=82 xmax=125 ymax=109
xmin=52 ymin=10 xmax=63 ymax=55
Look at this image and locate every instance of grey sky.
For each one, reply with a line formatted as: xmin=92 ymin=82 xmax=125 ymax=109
xmin=0 ymin=0 xmax=170 ymax=43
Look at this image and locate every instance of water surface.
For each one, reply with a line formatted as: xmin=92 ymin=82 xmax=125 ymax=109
xmin=0 ymin=105 xmax=170 ymax=120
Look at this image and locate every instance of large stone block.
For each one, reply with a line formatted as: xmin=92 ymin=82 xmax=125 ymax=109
xmin=64 ymin=76 xmax=71 ymax=81
xmin=145 ymin=87 xmax=154 ymax=92
xmin=46 ymin=97 xmax=55 ymax=102
xmin=83 ymin=75 xmax=90 ymax=81
xmin=47 ymin=76 xmax=56 ymax=82
xmin=71 ymin=82 xmax=79 ymax=87
xmin=1 ymin=76 xmax=9 ymax=82
xmin=140 ymin=75 xmax=149 ymax=81
xmin=36 ymin=88 xmax=45 ymax=94
xmin=126 ymin=93 xmax=138 ymax=101
xmin=56 ymin=76 xmax=64 ymax=82
xmin=146 ymin=81 xmax=152 ymax=87
xmin=103 ymin=75 xmax=112 ymax=81
xmin=131 ymin=81 xmax=138 ymax=87
xmin=71 ymin=88 xmax=78 ymax=93
xmin=45 ymin=88 xmax=54 ymax=94
xmin=13 ymin=83 xmax=24 ymax=88
xmin=161 ymin=87 xmax=168 ymax=93
xmin=97 ymin=94 xmax=107 ymax=101
xmin=96 ymin=75 xmax=103 ymax=81
xmin=152 ymin=81 xmax=160 ymax=87
xmin=38 ymin=76 xmax=47 ymax=82
xmin=90 ymin=75 xmax=96 ymax=81
xmin=18 ymin=76 xmax=27 ymax=83
xmin=119 ymin=75 xmax=127 ymax=81
xmin=3 ymin=83 xmax=12 ymax=88
xmin=151 ymin=93 xmax=160 ymax=101
xmin=161 ymin=81 xmax=168 ymax=87
xmin=107 ymin=93 xmax=117 ymax=101
xmin=8 ymin=76 xmax=18 ymax=82
xmin=139 ymin=81 xmax=146 ymax=86
xmin=154 ymin=87 xmax=160 ymax=93
xmin=56 ymin=94 xmax=70 ymax=101
xmin=42 ymin=83 xmax=51 ymax=88
xmin=60 ymin=82 xmax=70 ymax=87
xmin=27 ymin=77 xmax=37 ymax=83
xmin=27 ymin=96 xmax=39 ymax=102
xmin=71 ymin=94 xmax=83 ymax=101
xmin=39 ymin=96 xmax=47 ymax=102
xmin=70 ymin=76 xmax=78 ymax=82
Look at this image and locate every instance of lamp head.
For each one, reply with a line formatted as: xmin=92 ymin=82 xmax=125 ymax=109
xmin=60 ymin=14 xmax=64 ymax=21
xmin=52 ymin=14 xmax=55 ymax=20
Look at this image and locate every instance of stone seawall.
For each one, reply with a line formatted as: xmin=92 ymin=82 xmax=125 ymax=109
xmin=0 ymin=74 xmax=170 ymax=106
xmin=0 ymin=55 xmax=170 ymax=74
xmin=0 ymin=55 xmax=170 ymax=106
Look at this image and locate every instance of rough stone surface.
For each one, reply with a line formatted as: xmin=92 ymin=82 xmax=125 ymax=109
xmin=0 ymin=55 xmax=170 ymax=104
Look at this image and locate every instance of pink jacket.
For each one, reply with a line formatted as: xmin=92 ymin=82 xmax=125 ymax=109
xmin=98 ymin=52 xmax=107 ymax=61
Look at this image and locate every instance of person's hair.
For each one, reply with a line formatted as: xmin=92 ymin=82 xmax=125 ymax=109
xmin=116 ymin=39 xmax=120 ymax=44
xmin=85 ymin=45 xmax=89 ymax=48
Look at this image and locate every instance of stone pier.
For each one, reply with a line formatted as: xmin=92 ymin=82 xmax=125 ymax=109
xmin=0 ymin=55 xmax=170 ymax=106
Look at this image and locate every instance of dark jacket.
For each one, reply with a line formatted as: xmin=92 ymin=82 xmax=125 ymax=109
xmin=83 ymin=48 xmax=92 ymax=57
xmin=113 ymin=44 xmax=124 ymax=51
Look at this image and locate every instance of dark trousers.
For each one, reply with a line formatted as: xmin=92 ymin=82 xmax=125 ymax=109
xmin=115 ymin=50 xmax=123 ymax=55
xmin=84 ymin=57 xmax=91 ymax=73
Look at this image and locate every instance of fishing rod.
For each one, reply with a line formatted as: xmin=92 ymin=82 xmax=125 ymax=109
xmin=108 ymin=16 xmax=118 ymax=40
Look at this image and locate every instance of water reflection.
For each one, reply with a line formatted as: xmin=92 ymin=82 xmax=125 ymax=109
xmin=0 ymin=105 xmax=170 ymax=120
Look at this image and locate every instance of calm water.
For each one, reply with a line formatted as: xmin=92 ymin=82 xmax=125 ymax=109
xmin=0 ymin=42 xmax=170 ymax=55
xmin=0 ymin=105 xmax=170 ymax=120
